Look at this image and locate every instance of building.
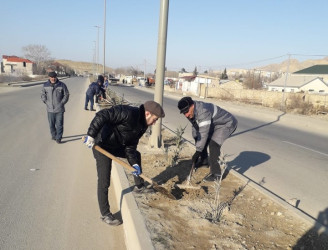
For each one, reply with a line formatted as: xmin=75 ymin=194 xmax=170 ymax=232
xmin=266 ymin=65 xmax=328 ymax=94
xmin=1 ymin=55 xmax=34 ymax=75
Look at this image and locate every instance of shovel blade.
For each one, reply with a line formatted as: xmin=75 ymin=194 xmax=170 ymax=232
xmin=152 ymin=183 xmax=176 ymax=200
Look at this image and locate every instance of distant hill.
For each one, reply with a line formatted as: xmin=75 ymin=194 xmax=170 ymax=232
xmin=259 ymin=56 xmax=328 ymax=73
xmin=55 ymin=56 xmax=328 ymax=76
xmin=55 ymin=59 xmax=113 ymax=75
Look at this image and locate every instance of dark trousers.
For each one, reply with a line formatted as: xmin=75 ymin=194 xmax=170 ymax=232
xmin=47 ymin=112 xmax=64 ymax=140
xmin=92 ymin=147 xmax=143 ymax=216
xmin=85 ymin=94 xmax=94 ymax=109
xmin=208 ymin=140 xmax=221 ymax=175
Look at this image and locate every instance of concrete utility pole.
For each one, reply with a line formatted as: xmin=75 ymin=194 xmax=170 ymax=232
xmin=103 ymin=0 xmax=106 ymax=75
xmin=94 ymin=25 xmax=101 ymax=75
xmin=149 ymin=0 xmax=169 ymax=148
xmin=281 ymin=54 xmax=291 ymax=111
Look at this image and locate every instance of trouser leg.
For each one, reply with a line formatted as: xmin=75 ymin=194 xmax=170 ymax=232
xmin=85 ymin=94 xmax=89 ymax=109
xmin=90 ymin=96 xmax=95 ymax=109
xmin=209 ymin=140 xmax=221 ymax=175
xmin=93 ymin=148 xmax=112 ymax=216
xmin=47 ymin=112 xmax=56 ymax=138
xmin=132 ymin=151 xmax=144 ymax=186
xmin=55 ymin=112 xmax=64 ymax=140
xmin=200 ymin=138 xmax=210 ymax=160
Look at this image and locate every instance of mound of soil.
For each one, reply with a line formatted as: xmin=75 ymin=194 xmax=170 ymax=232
xmin=125 ymin=129 xmax=328 ymax=249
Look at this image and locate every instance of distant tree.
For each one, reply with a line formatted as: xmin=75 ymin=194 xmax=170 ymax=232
xmin=180 ymin=68 xmax=187 ymax=73
xmin=193 ymin=66 xmax=198 ymax=76
xmin=221 ymin=68 xmax=228 ymax=79
xmin=204 ymin=70 xmax=208 ymax=74
xmin=22 ymin=44 xmax=52 ymax=74
xmin=243 ymin=71 xmax=262 ymax=89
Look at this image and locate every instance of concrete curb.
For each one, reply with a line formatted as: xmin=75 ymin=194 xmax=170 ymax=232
xmin=111 ymin=162 xmax=154 ymax=250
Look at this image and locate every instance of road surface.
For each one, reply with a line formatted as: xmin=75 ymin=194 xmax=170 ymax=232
xmin=0 ymin=78 xmax=126 ymax=250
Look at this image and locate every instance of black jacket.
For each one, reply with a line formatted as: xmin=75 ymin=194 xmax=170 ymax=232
xmin=87 ymin=104 xmax=148 ymax=165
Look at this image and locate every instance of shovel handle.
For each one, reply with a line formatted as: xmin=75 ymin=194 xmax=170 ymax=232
xmin=94 ymin=145 xmax=154 ymax=184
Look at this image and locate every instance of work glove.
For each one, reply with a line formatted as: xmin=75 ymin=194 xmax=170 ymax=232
xmin=132 ymin=164 xmax=142 ymax=177
xmin=192 ymin=151 xmax=201 ymax=164
xmin=83 ymin=136 xmax=95 ymax=148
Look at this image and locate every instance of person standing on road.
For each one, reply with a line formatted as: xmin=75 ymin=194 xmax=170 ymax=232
xmin=85 ymin=75 xmax=104 ymax=111
xmin=41 ymin=71 xmax=70 ymax=144
xmin=178 ymin=96 xmax=237 ymax=182
xmin=103 ymin=76 xmax=109 ymax=89
xmin=82 ymin=101 xmax=165 ymax=226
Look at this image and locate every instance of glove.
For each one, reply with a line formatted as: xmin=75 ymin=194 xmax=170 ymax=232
xmin=83 ymin=136 xmax=95 ymax=148
xmin=192 ymin=151 xmax=201 ymax=164
xmin=132 ymin=164 xmax=142 ymax=177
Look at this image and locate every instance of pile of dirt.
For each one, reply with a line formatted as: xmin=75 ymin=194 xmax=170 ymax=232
xmin=125 ymin=129 xmax=328 ymax=250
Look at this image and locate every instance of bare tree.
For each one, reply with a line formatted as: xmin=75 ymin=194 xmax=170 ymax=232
xmin=22 ymin=44 xmax=52 ymax=74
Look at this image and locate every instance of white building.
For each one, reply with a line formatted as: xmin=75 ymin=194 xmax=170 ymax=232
xmin=1 ymin=55 xmax=34 ymax=75
xmin=267 ymin=75 xmax=328 ymax=93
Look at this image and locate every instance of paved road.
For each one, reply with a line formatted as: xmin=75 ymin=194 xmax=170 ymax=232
xmin=0 ymin=78 xmax=126 ymax=250
xmin=109 ymin=84 xmax=328 ymax=226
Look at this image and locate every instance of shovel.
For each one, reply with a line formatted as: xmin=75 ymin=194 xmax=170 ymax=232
xmin=176 ymin=162 xmax=201 ymax=190
xmin=94 ymin=145 xmax=176 ymax=200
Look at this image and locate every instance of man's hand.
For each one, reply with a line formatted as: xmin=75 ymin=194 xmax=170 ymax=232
xmin=132 ymin=164 xmax=142 ymax=177
xmin=192 ymin=151 xmax=201 ymax=164
xmin=83 ymin=136 xmax=95 ymax=148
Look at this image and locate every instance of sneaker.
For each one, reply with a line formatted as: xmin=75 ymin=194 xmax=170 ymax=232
xmin=101 ymin=213 xmax=121 ymax=226
xmin=203 ymin=173 xmax=221 ymax=182
xmin=84 ymin=108 xmax=89 ymax=110
xmin=51 ymin=137 xmax=56 ymax=140
xmin=56 ymin=139 xmax=61 ymax=144
xmin=133 ymin=185 xmax=155 ymax=194
xmin=90 ymin=109 xmax=96 ymax=111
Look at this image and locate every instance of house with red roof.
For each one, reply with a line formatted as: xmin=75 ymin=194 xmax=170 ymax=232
xmin=1 ymin=55 xmax=34 ymax=75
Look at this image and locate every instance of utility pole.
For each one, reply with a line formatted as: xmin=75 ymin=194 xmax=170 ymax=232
xmin=94 ymin=25 xmax=101 ymax=75
xmin=103 ymin=0 xmax=106 ymax=75
xmin=149 ymin=0 xmax=169 ymax=149
xmin=281 ymin=54 xmax=291 ymax=111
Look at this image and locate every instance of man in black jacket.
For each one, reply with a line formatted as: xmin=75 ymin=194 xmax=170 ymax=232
xmin=41 ymin=71 xmax=69 ymax=144
xmin=83 ymin=101 xmax=165 ymax=226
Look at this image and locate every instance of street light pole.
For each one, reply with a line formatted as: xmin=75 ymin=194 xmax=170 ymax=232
xmin=149 ymin=0 xmax=169 ymax=149
xmin=103 ymin=0 xmax=106 ymax=75
xmin=94 ymin=25 xmax=100 ymax=75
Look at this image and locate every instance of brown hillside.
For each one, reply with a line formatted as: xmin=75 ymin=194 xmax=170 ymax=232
xmin=55 ymin=59 xmax=113 ymax=75
xmin=260 ymin=56 xmax=328 ymax=73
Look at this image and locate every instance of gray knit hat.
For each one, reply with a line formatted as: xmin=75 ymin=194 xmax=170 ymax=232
xmin=144 ymin=101 xmax=165 ymax=118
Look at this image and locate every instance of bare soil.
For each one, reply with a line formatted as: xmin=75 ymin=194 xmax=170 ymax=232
xmin=125 ymin=129 xmax=328 ymax=250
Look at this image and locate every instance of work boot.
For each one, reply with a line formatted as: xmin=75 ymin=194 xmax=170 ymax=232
xmin=202 ymin=173 xmax=221 ymax=182
xmin=133 ymin=184 xmax=155 ymax=194
xmin=101 ymin=213 xmax=121 ymax=226
xmin=197 ymin=157 xmax=209 ymax=167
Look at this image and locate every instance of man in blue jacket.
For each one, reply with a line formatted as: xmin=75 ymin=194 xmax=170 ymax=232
xmin=178 ymin=96 xmax=237 ymax=182
xmin=41 ymin=71 xmax=70 ymax=144
xmin=85 ymin=75 xmax=104 ymax=111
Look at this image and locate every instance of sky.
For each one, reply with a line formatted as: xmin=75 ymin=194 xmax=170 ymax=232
xmin=1 ymin=0 xmax=328 ymax=73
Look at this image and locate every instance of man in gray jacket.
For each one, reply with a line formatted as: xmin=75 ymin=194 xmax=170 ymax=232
xmin=41 ymin=72 xmax=70 ymax=144
xmin=178 ymin=96 xmax=237 ymax=182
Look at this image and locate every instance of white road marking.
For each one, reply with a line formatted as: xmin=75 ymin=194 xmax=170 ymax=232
xmin=282 ymin=141 xmax=328 ymax=157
